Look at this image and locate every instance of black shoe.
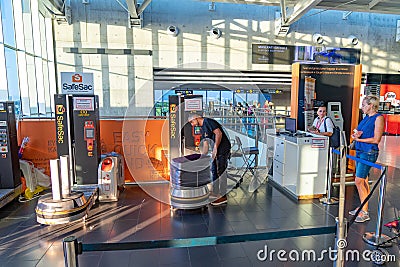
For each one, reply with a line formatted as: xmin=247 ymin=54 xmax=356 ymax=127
xmin=211 ymin=196 xmax=227 ymax=206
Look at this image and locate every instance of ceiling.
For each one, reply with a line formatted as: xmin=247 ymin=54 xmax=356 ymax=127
xmin=204 ymin=0 xmax=400 ymax=26
xmin=40 ymin=1 xmax=400 ymax=26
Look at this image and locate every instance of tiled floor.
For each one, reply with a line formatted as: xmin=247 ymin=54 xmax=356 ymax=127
xmin=0 ymin=136 xmax=400 ymax=266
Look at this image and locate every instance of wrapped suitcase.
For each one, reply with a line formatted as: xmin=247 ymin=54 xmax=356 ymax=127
xmin=170 ymin=154 xmax=211 ymax=187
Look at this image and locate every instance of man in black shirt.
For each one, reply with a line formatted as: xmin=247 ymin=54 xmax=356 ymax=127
xmin=188 ymin=114 xmax=231 ymax=205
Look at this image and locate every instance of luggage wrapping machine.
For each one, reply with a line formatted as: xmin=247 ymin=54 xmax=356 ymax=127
xmin=170 ymin=154 xmax=210 ymax=209
xmin=169 ymin=94 xmax=211 ymax=209
xmin=36 ymin=94 xmax=101 ymax=224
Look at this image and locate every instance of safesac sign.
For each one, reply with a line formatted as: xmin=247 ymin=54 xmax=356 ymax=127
xmin=61 ymin=72 xmax=94 ymax=95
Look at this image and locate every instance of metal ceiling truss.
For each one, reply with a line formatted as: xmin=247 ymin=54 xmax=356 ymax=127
xmin=275 ymin=0 xmax=322 ymax=36
xmin=39 ymin=0 xmax=71 ymax=24
xmin=203 ymin=0 xmax=400 ymax=16
xmin=126 ymin=0 xmax=152 ymax=28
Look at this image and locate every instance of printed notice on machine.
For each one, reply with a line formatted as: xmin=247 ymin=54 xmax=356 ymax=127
xmin=73 ymin=97 xmax=94 ymax=111
xmin=184 ymin=98 xmax=202 ymax=111
xmin=311 ymin=138 xmax=326 ymax=148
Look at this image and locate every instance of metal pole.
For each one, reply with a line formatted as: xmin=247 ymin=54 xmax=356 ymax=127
xmin=63 ymin=236 xmax=79 ymax=267
xmin=65 ymin=95 xmax=76 ymax=185
xmin=327 ymin=147 xmax=334 ymax=200
xmin=363 ymin=165 xmax=392 ymax=247
xmin=321 ymin=147 xmax=338 ymax=205
xmin=375 ymin=166 xmax=387 ymax=240
xmin=335 ymin=131 xmax=347 ymax=267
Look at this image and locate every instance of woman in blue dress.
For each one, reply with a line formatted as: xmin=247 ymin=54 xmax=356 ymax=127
xmin=350 ymin=95 xmax=384 ymax=223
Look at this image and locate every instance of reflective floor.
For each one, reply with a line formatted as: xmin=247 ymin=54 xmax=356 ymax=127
xmin=0 ymin=136 xmax=400 ymax=266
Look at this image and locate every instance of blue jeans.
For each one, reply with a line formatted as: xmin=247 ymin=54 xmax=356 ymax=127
xmin=211 ymin=153 xmax=230 ymax=196
xmin=355 ymin=150 xmax=379 ymax=179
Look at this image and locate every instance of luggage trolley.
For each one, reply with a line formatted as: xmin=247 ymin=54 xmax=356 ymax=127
xmin=169 ymin=154 xmax=211 ymax=210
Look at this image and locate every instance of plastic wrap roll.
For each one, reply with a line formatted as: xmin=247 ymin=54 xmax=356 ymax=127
xmin=170 ymin=154 xmax=211 ymax=187
xmin=60 ymin=155 xmax=71 ymax=197
xmin=50 ymin=159 xmax=62 ymax=201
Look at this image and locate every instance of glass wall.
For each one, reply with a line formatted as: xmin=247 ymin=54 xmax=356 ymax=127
xmin=0 ymin=0 xmax=56 ymax=116
xmin=154 ymin=89 xmax=265 ymax=116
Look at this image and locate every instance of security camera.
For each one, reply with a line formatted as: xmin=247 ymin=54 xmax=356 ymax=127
xmin=313 ymin=33 xmax=324 ymax=44
xmin=167 ymin=25 xmax=179 ymax=37
xmin=209 ymin=27 xmax=222 ymax=39
xmin=348 ymin=35 xmax=359 ymax=45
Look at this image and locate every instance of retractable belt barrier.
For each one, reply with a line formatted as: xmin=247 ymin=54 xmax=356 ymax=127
xmin=62 ymin=143 xmax=390 ymax=267
xmin=331 ymin=148 xmax=391 ymax=249
xmin=63 ymin=226 xmax=336 ymax=267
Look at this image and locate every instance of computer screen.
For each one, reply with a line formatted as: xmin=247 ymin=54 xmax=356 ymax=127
xmin=285 ymin=117 xmax=297 ymax=133
xmin=330 ymin=105 xmax=340 ymax=111
xmin=85 ymin=129 xmax=94 ymax=138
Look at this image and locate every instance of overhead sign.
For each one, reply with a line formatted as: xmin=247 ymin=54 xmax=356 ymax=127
xmin=252 ymin=44 xmax=361 ymax=65
xmin=61 ymin=72 xmax=94 ymax=95
xmin=175 ymin=90 xmax=193 ymax=95
xmin=252 ymin=44 xmax=295 ymax=64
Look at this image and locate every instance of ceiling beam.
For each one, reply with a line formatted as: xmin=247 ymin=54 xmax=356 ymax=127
xmin=126 ymin=0 xmax=152 ymax=18
xmin=280 ymin=0 xmax=288 ymax=24
xmin=39 ymin=0 xmax=65 ymax=16
xmin=285 ymin=0 xmax=323 ymax=25
xmin=126 ymin=0 xmax=139 ymax=18
xmin=137 ymin=0 xmax=152 ymax=16
xmin=369 ymin=0 xmax=382 ymax=9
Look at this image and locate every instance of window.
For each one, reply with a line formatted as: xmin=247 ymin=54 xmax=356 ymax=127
xmin=0 ymin=0 xmax=55 ymax=116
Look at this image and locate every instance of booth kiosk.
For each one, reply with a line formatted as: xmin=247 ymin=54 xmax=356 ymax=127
xmin=268 ymin=130 xmax=329 ymax=200
xmin=168 ymin=94 xmax=211 ymax=209
xmin=0 ymin=102 xmax=22 ymax=208
xmin=36 ymin=94 xmax=101 ymax=224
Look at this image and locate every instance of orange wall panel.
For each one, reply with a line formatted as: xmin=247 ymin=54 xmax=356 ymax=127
xmin=17 ymin=119 xmax=169 ymax=182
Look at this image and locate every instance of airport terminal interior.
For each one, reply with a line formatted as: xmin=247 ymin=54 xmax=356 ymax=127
xmin=2 ymin=0 xmax=400 ymax=266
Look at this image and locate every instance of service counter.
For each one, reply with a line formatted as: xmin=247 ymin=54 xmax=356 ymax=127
xmin=382 ymin=113 xmax=400 ymax=135
xmin=267 ymin=131 xmax=329 ymax=200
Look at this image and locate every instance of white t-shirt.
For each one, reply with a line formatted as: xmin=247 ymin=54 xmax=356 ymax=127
xmin=312 ymin=116 xmax=334 ymax=133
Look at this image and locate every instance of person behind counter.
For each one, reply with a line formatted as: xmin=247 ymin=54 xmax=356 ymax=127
xmin=308 ymin=105 xmax=334 ymax=137
xmin=350 ymin=95 xmax=384 ymax=223
xmin=188 ymin=114 xmax=232 ymax=206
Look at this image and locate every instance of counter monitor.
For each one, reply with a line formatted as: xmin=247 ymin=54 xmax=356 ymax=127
xmin=285 ymin=117 xmax=297 ymax=133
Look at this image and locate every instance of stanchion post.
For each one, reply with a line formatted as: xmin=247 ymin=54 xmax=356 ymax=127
xmin=63 ymin=236 xmax=79 ymax=267
xmin=327 ymin=147 xmax=334 ymax=200
xmin=363 ymin=165 xmax=392 ymax=247
xmin=321 ymin=147 xmax=339 ymax=205
xmin=335 ymin=131 xmax=347 ymax=267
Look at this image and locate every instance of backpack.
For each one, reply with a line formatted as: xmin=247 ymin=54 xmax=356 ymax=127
xmin=324 ymin=117 xmax=340 ymax=148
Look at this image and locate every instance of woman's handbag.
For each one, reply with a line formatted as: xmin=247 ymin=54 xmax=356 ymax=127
xmin=324 ymin=117 xmax=340 ymax=148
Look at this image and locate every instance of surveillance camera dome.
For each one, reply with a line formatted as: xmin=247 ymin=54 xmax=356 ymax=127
xmin=167 ymin=25 xmax=179 ymax=37
xmin=348 ymin=35 xmax=359 ymax=45
xmin=209 ymin=27 xmax=222 ymax=39
xmin=313 ymin=33 xmax=324 ymax=44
